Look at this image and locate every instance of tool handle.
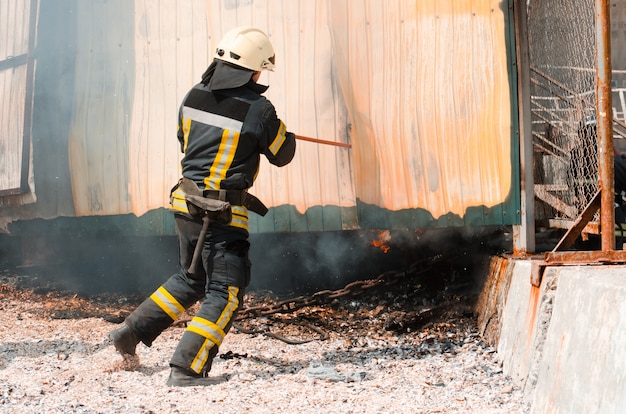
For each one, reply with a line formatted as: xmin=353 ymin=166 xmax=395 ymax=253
xmin=295 ymin=135 xmax=351 ymax=148
xmin=188 ymin=216 xmax=210 ymax=275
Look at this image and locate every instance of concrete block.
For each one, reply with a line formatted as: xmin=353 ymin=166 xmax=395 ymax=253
xmin=531 ymin=266 xmax=626 ymax=414
xmin=496 ymin=259 xmax=535 ymax=386
xmin=497 ymin=259 xmax=557 ymax=393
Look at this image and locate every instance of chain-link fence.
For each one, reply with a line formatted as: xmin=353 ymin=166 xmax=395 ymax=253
xmin=529 ymin=0 xmax=626 ymax=229
xmin=528 ymin=0 xmax=599 ymax=223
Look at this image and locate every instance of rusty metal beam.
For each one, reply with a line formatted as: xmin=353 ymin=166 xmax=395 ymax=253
xmin=545 ymin=250 xmax=626 ymax=265
xmin=530 ymin=249 xmax=626 ymax=286
xmin=534 ymin=185 xmax=578 ymax=219
xmin=530 ymin=67 xmax=589 ymax=106
xmin=531 ymin=249 xmax=626 ymax=287
xmin=596 ymin=0 xmax=615 ymax=251
xmin=547 ymin=218 xmax=600 ymax=235
xmin=552 ymin=190 xmax=601 ymax=252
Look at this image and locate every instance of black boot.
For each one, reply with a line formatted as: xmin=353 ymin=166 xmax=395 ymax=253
xmin=166 ymin=366 xmax=228 ymax=387
xmin=108 ymin=324 xmax=140 ymax=356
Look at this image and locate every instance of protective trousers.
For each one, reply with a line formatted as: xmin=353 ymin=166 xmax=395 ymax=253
xmin=124 ymin=214 xmax=250 ymax=375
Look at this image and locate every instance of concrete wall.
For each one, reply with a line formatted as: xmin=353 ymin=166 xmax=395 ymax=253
xmin=477 ymin=257 xmax=626 ymax=413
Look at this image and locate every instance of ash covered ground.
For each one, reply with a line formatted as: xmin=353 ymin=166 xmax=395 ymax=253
xmin=0 ymin=227 xmax=529 ymax=413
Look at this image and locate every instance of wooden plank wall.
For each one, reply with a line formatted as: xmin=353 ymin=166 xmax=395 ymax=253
xmin=120 ymin=0 xmax=513 ymax=225
xmin=66 ymin=0 xmax=356 ymax=224
xmin=204 ymin=0 xmax=356 ymax=232
xmin=127 ymin=0 xmax=215 ymax=215
xmin=328 ymin=0 xmax=513 ymax=220
xmin=0 ymin=0 xmax=30 ymax=196
xmin=68 ymin=0 xmax=134 ymax=215
xmin=1 ymin=0 xmax=517 ymax=232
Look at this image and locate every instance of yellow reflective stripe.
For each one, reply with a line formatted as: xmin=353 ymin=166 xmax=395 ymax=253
xmin=206 ymin=130 xmax=239 ymax=189
xmin=187 ymin=288 xmax=240 ymax=373
xmin=149 ymin=286 xmax=185 ymax=321
xmin=229 ymin=206 xmax=248 ymax=231
xmin=169 ymin=187 xmax=189 ymax=214
xmin=217 ymin=286 xmax=240 ymax=327
xmin=269 ymin=121 xmax=287 ymax=155
xmin=190 ymin=338 xmax=216 ymax=374
xmin=615 ymin=223 xmax=626 ymax=237
xmin=187 ymin=316 xmax=226 ymax=344
xmin=182 ymin=117 xmax=192 ymax=152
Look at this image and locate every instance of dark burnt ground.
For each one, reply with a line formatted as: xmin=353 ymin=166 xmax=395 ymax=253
xmin=0 ymin=270 xmax=141 ymax=323
xmin=0 ymin=230 xmax=503 ymax=350
xmin=230 ymin=248 xmax=486 ymax=347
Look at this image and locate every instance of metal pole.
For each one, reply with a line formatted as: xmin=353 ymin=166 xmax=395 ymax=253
xmin=512 ymin=0 xmax=535 ymax=255
xmin=596 ymin=0 xmax=615 ymax=251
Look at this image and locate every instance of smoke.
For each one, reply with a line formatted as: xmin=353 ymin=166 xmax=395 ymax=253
xmin=0 ymin=225 xmax=510 ymax=298
xmin=248 ymin=226 xmax=510 ymax=294
xmin=2 ymin=235 xmax=179 ymax=296
xmin=247 ymin=229 xmax=417 ymax=294
xmin=248 ymin=231 xmax=378 ymax=294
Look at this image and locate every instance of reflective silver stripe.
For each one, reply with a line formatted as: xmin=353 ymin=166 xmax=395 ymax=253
xmin=169 ymin=187 xmax=189 ymax=213
xmin=230 ymin=206 xmax=248 ymax=230
xmin=150 ymin=287 xmax=185 ymax=321
xmin=187 ymin=317 xmax=225 ymax=345
xmin=188 ymin=287 xmax=240 ymax=373
xmin=207 ymin=130 xmax=239 ymax=189
xmin=191 ymin=339 xmax=216 ymax=373
xmin=269 ymin=121 xmax=287 ymax=155
xmin=232 ymin=205 xmax=247 ymax=216
xmin=182 ymin=106 xmax=243 ymax=132
xmin=216 ymin=286 xmax=240 ymax=327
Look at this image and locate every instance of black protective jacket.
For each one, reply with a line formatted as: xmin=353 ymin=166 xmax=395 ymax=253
xmin=170 ymin=78 xmax=296 ymax=235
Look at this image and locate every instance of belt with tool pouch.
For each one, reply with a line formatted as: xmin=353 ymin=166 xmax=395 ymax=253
xmin=177 ymin=177 xmax=268 ymax=275
xmin=202 ymin=189 xmax=268 ymax=216
xmin=178 ymin=177 xmax=268 ymax=219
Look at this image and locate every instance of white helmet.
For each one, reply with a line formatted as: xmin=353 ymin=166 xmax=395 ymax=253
xmin=214 ymin=27 xmax=275 ymax=72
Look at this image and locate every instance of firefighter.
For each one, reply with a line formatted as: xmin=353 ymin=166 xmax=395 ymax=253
xmin=108 ymin=27 xmax=296 ymax=386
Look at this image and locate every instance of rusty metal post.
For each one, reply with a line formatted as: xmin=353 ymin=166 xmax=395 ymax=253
xmin=595 ymin=0 xmax=615 ymax=251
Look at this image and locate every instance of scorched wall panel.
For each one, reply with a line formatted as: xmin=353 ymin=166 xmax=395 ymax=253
xmin=328 ymin=0 xmax=518 ymax=227
xmin=0 ymin=0 xmax=519 ymax=235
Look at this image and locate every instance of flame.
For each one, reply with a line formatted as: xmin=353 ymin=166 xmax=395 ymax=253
xmin=369 ymin=230 xmax=391 ymax=253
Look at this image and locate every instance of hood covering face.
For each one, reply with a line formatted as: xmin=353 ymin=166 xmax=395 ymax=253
xmin=201 ymin=60 xmax=268 ymax=93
